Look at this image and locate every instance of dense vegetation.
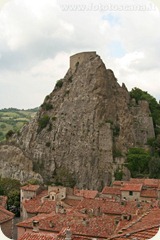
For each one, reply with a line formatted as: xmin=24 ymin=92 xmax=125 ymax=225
xmin=126 ymin=148 xmax=151 ymax=178
xmin=125 ymin=88 xmax=160 ymax=179
xmin=38 ymin=115 xmax=50 ymax=131
xmin=0 ymin=107 xmax=38 ymax=141
xmin=0 ymin=177 xmax=21 ymax=216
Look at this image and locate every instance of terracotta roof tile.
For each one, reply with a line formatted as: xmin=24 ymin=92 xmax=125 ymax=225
xmin=18 ymin=231 xmax=56 ymax=240
xmin=21 ymin=184 xmax=40 ymax=192
xmin=74 ymin=198 xmax=138 ymax=216
xmin=63 ymin=199 xmax=81 ymax=207
xmin=38 ymin=201 xmax=56 ymax=214
xmin=120 ymin=184 xmax=142 ymax=192
xmin=17 ymin=212 xmax=117 ymax=238
xmin=112 ymin=181 xmax=126 ymax=187
xmin=101 ymin=187 xmax=121 ymax=195
xmin=140 ymin=189 xmax=158 ymax=198
xmin=130 ymin=178 xmax=159 ymax=188
xmin=112 ymin=208 xmax=160 ymax=238
xmin=0 ymin=206 xmax=14 ymax=223
xmin=74 ymin=189 xmax=98 ymax=199
xmin=110 ymin=226 xmax=159 ymax=240
xmin=23 ymin=190 xmax=48 ymax=213
xmin=144 ymin=179 xmax=159 ymax=188
xmin=17 ymin=199 xmax=155 ymax=239
xmin=129 ymin=178 xmax=145 ymax=184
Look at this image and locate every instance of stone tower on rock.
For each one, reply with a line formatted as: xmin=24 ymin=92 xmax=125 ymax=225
xmin=0 ymin=52 xmax=155 ymax=190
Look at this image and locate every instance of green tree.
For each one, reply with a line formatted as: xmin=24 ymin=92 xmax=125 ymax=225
xmin=114 ymin=168 xmax=124 ymax=180
xmin=26 ymin=178 xmax=41 ymax=185
xmin=126 ymin=148 xmax=151 ymax=177
xmin=7 ymin=189 xmax=20 ymax=210
xmin=41 ymin=102 xmax=53 ymax=111
xmin=147 ymin=135 xmax=160 ymax=156
xmin=0 ymin=185 xmax=4 ymax=195
xmin=55 ymin=79 xmax=63 ymax=88
xmin=6 ymin=129 xmax=15 ymax=139
xmin=0 ymin=124 xmax=6 ymax=129
xmin=149 ymin=157 xmax=160 ymax=178
xmin=0 ymin=177 xmax=21 ymax=216
xmin=38 ymin=115 xmax=50 ymax=131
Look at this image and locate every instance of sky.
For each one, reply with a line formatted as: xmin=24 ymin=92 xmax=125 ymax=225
xmin=0 ymin=0 xmax=160 ymax=109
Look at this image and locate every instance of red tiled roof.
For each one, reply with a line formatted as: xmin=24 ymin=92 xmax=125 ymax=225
xmin=144 ymin=179 xmax=159 ymax=188
xmin=110 ymin=226 xmax=159 ymax=240
xmin=17 ymin=199 xmax=155 ymax=239
xmin=0 ymin=196 xmax=7 ymax=208
xmin=38 ymin=201 xmax=56 ymax=214
xmin=18 ymin=231 xmax=57 ymax=240
xmin=74 ymin=198 xmax=138 ymax=216
xmin=140 ymin=189 xmax=158 ymax=198
xmin=74 ymin=189 xmax=98 ymax=199
xmin=112 ymin=181 xmax=126 ymax=187
xmin=23 ymin=190 xmax=48 ymax=213
xmin=0 ymin=206 xmax=14 ymax=223
xmin=120 ymin=184 xmax=142 ymax=192
xmin=111 ymin=208 xmax=160 ymax=238
xmin=63 ymin=199 xmax=81 ymax=207
xmin=21 ymin=184 xmax=40 ymax=192
xmin=130 ymin=178 xmax=160 ymax=188
xmin=129 ymin=178 xmax=145 ymax=184
xmin=17 ymin=212 xmax=117 ymax=238
xmin=101 ymin=187 xmax=121 ymax=195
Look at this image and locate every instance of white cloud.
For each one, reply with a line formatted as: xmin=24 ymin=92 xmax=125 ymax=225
xmin=115 ymin=51 xmax=145 ymax=70
xmin=0 ymin=0 xmax=160 ymax=108
xmin=30 ymin=52 xmax=69 ymax=79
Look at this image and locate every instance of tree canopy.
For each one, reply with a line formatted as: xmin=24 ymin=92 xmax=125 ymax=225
xmin=126 ymin=148 xmax=151 ymax=177
xmin=0 ymin=177 xmax=21 ymax=216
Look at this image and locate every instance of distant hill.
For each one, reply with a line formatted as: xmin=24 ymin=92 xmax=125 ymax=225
xmin=0 ymin=107 xmax=38 ymax=141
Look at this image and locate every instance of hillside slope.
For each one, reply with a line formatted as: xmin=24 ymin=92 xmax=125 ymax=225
xmin=0 ymin=108 xmax=37 ymax=141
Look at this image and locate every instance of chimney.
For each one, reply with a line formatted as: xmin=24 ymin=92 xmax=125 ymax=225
xmin=65 ymin=227 xmax=72 ymax=240
xmin=82 ymin=218 xmax=89 ymax=226
xmin=56 ymin=203 xmax=60 ymax=213
xmin=49 ymin=220 xmax=54 ymax=228
xmin=32 ymin=220 xmax=39 ymax=232
xmin=137 ymin=202 xmax=141 ymax=208
xmin=114 ymin=218 xmax=120 ymax=226
xmin=121 ymin=198 xmax=127 ymax=206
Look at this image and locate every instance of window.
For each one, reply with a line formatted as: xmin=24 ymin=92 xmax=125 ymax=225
xmin=129 ymin=191 xmax=133 ymax=196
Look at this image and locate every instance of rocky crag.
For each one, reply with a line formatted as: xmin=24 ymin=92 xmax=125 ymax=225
xmin=0 ymin=52 xmax=155 ymax=190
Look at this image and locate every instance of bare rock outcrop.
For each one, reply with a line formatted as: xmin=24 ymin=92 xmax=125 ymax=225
xmin=0 ymin=52 xmax=155 ymax=190
xmin=0 ymin=144 xmax=43 ymax=183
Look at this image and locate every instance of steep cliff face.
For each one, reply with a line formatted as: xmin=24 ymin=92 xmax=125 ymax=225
xmin=0 ymin=144 xmax=43 ymax=183
xmin=0 ymin=52 xmax=155 ymax=190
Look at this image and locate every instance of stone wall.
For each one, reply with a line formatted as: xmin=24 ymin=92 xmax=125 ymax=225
xmin=70 ymin=51 xmax=97 ymax=72
xmin=121 ymin=191 xmax=141 ymax=201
